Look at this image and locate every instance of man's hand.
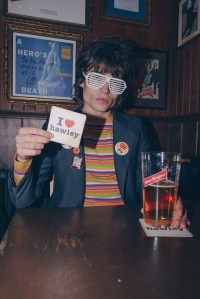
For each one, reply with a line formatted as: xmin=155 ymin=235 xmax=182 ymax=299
xmin=141 ymin=197 xmax=190 ymax=228
xmin=16 ymin=127 xmax=53 ymax=162
xmin=171 ymin=197 xmax=190 ymax=229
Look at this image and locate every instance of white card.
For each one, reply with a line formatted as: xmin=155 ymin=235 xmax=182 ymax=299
xmin=139 ymin=219 xmax=193 ymax=237
xmin=47 ymin=106 xmax=86 ymax=148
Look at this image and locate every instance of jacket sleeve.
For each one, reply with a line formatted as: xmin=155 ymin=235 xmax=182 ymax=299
xmin=8 ymin=119 xmax=56 ymax=209
xmin=8 ymin=145 xmax=54 ymax=209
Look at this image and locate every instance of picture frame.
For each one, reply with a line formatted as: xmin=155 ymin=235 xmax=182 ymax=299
xmin=5 ymin=24 xmax=82 ymax=105
xmin=129 ymin=49 xmax=168 ymax=110
xmin=1 ymin=0 xmax=92 ymax=31
xmin=102 ymin=0 xmax=151 ymax=26
xmin=178 ymin=0 xmax=200 ymax=47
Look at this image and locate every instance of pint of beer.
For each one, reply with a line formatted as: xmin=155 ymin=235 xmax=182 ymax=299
xmin=141 ymin=152 xmax=182 ymax=228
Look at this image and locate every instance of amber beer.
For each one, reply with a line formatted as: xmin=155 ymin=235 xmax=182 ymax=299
xmin=143 ymin=180 xmax=178 ymax=227
xmin=141 ymin=152 xmax=181 ymax=228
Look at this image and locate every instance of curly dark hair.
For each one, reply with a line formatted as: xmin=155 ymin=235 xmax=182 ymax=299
xmin=72 ymin=36 xmax=139 ymax=109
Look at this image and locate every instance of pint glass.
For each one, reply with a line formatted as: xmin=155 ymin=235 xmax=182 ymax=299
xmin=141 ymin=152 xmax=182 ymax=228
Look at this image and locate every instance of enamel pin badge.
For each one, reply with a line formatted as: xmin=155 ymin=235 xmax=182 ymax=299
xmin=115 ymin=142 xmax=129 ymax=155
xmin=71 ymin=156 xmax=83 ymax=169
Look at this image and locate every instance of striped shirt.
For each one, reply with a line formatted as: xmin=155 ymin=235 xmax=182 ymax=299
xmin=14 ymin=154 xmax=32 ymax=186
xmin=84 ymin=114 xmax=124 ymax=207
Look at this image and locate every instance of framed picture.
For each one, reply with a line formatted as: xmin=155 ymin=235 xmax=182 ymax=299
xmin=132 ymin=49 xmax=168 ymax=109
xmin=5 ymin=24 xmax=82 ymax=105
xmin=102 ymin=0 xmax=151 ymax=25
xmin=2 ymin=0 xmax=92 ymax=31
xmin=178 ymin=0 xmax=200 ymax=47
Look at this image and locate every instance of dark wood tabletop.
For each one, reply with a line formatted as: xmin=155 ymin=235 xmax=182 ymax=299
xmin=0 ymin=201 xmax=200 ymax=299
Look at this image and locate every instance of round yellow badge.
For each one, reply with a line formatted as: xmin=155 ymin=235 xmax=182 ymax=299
xmin=115 ymin=142 xmax=129 ymax=156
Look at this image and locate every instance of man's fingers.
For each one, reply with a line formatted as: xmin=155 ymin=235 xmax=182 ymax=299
xmin=15 ymin=127 xmax=54 ymax=161
xmin=180 ymin=211 xmax=190 ymax=228
xmin=19 ymin=127 xmax=53 ymax=138
xmin=16 ymin=134 xmax=51 ymax=145
xmin=16 ymin=127 xmax=54 ymax=148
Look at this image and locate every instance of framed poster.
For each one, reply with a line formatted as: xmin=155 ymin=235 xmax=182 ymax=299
xmin=5 ymin=24 xmax=82 ymax=104
xmin=133 ymin=49 xmax=168 ymax=109
xmin=2 ymin=0 xmax=92 ymax=31
xmin=178 ymin=0 xmax=200 ymax=47
xmin=102 ymin=0 xmax=151 ymax=25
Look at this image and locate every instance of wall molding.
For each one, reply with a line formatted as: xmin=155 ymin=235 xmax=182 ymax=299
xmin=0 ymin=109 xmax=48 ymax=119
xmin=0 ymin=109 xmax=200 ymax=122
xmin=148 ymin=113 xmax=200 ymax=123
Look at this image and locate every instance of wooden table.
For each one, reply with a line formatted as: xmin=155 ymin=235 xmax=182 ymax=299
xmin=0 ymin=202 xmax=200 ymax=299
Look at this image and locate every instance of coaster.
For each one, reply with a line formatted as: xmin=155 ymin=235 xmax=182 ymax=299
xmin=139 ymin=219 xmax=193 ymax=237
xmin=47 ymin=106 xmax=86 ymax=148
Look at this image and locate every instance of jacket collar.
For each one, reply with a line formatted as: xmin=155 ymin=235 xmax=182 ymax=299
xmin=113 ymin=110 xmax=134 ymax=198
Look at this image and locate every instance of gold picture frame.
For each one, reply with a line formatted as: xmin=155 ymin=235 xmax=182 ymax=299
xmin=5 ymin=24 xmax=82 ymax=105
xmin=178 ymin=0 xmax=200 ymax=47
xmin=1 ymin=0 xmax=92 ymax=31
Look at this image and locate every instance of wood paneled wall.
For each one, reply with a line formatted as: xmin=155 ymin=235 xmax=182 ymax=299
xmin=0 ymin=0 xmax=200 ymax=168
xmin=153 ymin=116 xmax=200 ymax=157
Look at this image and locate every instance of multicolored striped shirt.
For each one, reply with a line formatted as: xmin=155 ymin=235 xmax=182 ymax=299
xmin=83 ymin=114 xmax=124 ymax=207
xmin=14 ymin=154 xmax=32 ymax=186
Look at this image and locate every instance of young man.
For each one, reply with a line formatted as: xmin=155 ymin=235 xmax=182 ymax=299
xmin=8 ymin=36 xmax=189 ymax=228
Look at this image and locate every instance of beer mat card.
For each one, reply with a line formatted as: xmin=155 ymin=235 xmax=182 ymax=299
xmin=47 ymin=106 xmax=86 ymax=148
xmin=139 ymin=219 xmax=193 ymax=237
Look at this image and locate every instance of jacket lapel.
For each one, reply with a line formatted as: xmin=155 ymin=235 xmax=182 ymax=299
xmin=113 ymin=111 xmax=134 ymax=199
xmin=64 ymin=138 xmax=85 ymax=200
xmin=65 ymin=107 xmax=85 ymax=195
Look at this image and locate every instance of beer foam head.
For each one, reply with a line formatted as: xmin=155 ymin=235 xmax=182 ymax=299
xmin=47 ymin=106 xmax=86 ymax=148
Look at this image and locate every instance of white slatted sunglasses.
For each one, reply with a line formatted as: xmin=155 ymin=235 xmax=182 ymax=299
xmin=83 ymin=72 xmax=127 ymax=95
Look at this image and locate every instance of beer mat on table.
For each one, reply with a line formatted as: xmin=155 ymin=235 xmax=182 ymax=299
xmin=139 ymin=219 xmax=193 ymax=237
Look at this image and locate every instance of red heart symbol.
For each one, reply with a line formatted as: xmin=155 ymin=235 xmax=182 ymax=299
xmin=65 ymin=119 xmax=75 ymax=128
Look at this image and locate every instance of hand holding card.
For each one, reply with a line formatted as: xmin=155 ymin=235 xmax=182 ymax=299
xmin=47 ymin=106 xmax=86 ymax=148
